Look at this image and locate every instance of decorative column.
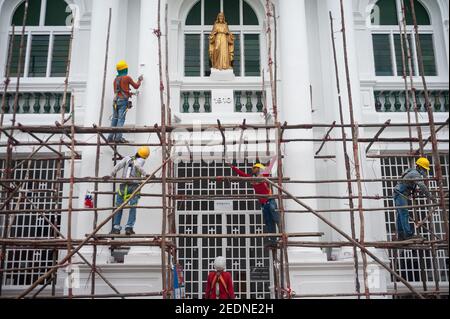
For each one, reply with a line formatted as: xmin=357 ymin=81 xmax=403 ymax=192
xmin=324 ymin=0 xmax=384 ymax=258
xmin=322 ymin=5 xmax=389 ymax=299
xmin=70 ymin=0 xmax=123 ymax=263
xmin=124 ymin=0 xmax=162 ymax=264
xmin=279 ymin=0 xmax=326 ymax=263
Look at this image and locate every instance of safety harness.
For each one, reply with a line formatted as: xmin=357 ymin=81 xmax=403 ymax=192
xmin=113 ymin=76 xmax=133 ymax=111
xmin=118 ymin=156 xmax=141 ymax=202
xmin=395 ymin=168 xmax=420 ymax=200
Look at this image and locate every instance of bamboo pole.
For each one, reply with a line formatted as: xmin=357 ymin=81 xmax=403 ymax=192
xmin=329 ymin=11 xmax=361 ymax=297
xmin=409 ymin=0 xmax=448 ymax=297
xmin=15 ymin=196 xmax=124 ymax=298
xmin=0 ymin=1 xmax=29 ymax=296
xmin=15 ymin=158 xmax=171 ymax=299
xmin=8 ymin=120 xmax=448 ymax=131
xmin=157 ymin=0 xmax=170 ymax=299
xmin=264 ymin=177 xmax=426 ymax=299
xmin=0 ymin=25 xmax=15 ymax=140
xmin=91 ymin=7 xmax=113 ymax=297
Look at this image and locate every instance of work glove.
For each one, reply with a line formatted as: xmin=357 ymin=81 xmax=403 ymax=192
xmin=138 ymin=75 xmax=144 ymax=82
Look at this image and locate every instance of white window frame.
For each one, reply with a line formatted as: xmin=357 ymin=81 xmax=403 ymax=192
xmin=9 ymin=0 xmax=71 ymax=79
xmin=370 ymin=0 xmax=438 ymax=78
xmin=0 ymin=157 xmax=63 ymax=288
xmin=183 ymin=0 xmax=262 ymax=78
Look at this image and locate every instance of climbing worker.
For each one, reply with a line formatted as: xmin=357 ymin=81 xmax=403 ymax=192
xmin=393 ymin=157 xmax=435 ymax=241
xmin=226 ymin=157 xmax=279 ymax=245
xmin=205 ymin=256 xmax=235 ymax=300
xmin=108 ymin=60 xmax=144 ymax=143
xmin=104 ymin=147 xmax=151 ymax=235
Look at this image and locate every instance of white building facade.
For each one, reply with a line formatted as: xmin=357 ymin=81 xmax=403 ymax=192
xmin=0 ymin=0 xmax=448 ymax=298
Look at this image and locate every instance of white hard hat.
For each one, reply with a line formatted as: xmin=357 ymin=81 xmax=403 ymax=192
xmin=214 ymin=256 xmax=226 ymax=271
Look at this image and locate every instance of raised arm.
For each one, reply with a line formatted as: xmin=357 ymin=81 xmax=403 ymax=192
xmin=128 ymin=76 xmax=142 ymax=90
xmin=229 ymin=163 xmax=251 ymax=178
xmin=261 ymin=155 xmax=278 ymax=175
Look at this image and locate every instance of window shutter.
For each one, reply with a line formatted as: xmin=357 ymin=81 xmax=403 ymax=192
xmin=418 ymin=34 xmax=437 ymax=76
xmin=51 ymin=35 xmax=71 ymax=77
xmin=9 ymin=35 xmax=27 ymax=77
xmin=29 ymin=35 xmax=50 ymax=77
xmin=204 ymin=34 xmax=211 ymax=77
xmin=394 ymin=34 xmax=415 ymax=76
xmin=244 ymin=34 xmax=260 ymax=76
xmin=185 ymin=34 xmax=201 ymax=77
xmin=372 ymin=34 xmax=393 ymax=76
xmin=233 ymin=34 xmax=241 ymax=76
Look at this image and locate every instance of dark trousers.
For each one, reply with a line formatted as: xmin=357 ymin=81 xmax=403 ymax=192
xmin=262 ymin=199 xmax=280 ymax=242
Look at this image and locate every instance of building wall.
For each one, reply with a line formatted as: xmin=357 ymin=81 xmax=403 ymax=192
xmin=0 ymin=0 xmax=448 ymax=298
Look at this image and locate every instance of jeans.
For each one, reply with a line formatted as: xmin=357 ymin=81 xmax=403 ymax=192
xmin=394 ymin=193 xmax=414 ymax=239
xmin=262 ymin=199 xmax=280 ymax=242
xmin=108 ymin=99 xmax=129 ymax=141
xmin=112 ymin=184 xmax=140 ymax=230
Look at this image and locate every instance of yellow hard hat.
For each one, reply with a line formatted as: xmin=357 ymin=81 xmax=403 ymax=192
xmin=137 ymin=147 xmax=150 ymax=159
xmin=253 ymin=163 xmax=266 ymax=170
xmin=116 ymin=60 xmax=128 ymax=71
xmin=416 ymin=157 xmax=431 ymax=171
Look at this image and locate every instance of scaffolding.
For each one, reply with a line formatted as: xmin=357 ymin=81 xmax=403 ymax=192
xmin=0 ymin=0 xmax=448 ymax=299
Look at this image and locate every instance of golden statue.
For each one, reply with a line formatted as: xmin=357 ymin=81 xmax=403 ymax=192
xmin=209 ymin=12 xmax=234 ymax=70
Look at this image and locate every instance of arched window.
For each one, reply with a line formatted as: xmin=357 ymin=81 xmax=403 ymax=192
xmin=184 ymin=0 xmax=261 ymax=77
xmin=9 ymin=0 xmax=72 ymax=78
xmin=371 ymin=0 xmax=437 ymax=77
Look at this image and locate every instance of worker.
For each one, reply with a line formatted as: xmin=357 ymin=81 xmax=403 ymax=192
xmin=205 ymin=256 xmax=235 ymax=300
xmin=108 ymin=60 xmax=144 ymax=143
xmin=226 ymin=157 xmax=279 ymax=245
xmin=393 ymin=157 xmax=435 ymax=241
xmin=104 ymin=147 xmax=151 ymax=235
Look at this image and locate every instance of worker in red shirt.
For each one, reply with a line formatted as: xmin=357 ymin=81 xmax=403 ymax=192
xmin=205 ymin=256 xmax=235 ymax=299
xmin=108 ymin=60 xmax=143 ymax=143
xmin=226 ymin=156 xmax=279 ymax=244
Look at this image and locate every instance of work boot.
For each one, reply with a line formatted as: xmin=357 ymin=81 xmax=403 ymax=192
xmin=117 ymin=138 xmax=129 ymax=144
xmin=125 ymin=227 xmax=135 ymax=236
xmin=110 ymin=228 xmax=120 ymax=235
xmin=107 ymin=136 xmax=115 ymax=143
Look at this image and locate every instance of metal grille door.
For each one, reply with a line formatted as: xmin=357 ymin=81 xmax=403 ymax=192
xmin=0 ymin=159 xmax=63 ymax=287
xmin=381 ymin=155 xmax=449 ymax=284
xmin=176 ymin=161 xmax=272 ymax=299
